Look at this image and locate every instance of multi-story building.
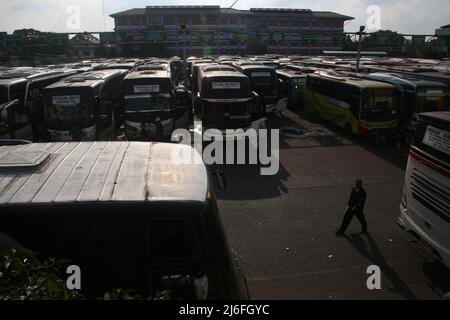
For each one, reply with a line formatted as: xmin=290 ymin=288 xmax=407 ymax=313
xmin=110 ymin=6 xmax=353 ymax=57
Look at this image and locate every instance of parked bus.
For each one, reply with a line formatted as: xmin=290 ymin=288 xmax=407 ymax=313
xmin=0 ymin=141 xmax=248 ymax=299
xmin=93 ymin=62 xmax=137 ymax=71
xmin=412 ymin=70 xmax=450 ymax=89
xmin=122 ymin=70 xmax=190 ymax=141
xmin=364 ymin=73 xmax=450 ymax=118
xmin=276 ymin=69 xmax=308 ymax=109
xmin=235 ymin=65 xmax=287 ymax=113
xmin=135 ymin=64 xmax=168 ymax=72
xmin=194 ymin=69 xmax=265 ymax=143
xmin=190 ymin=61 xmax=218 ymax=94
xmin=399 ymin=112 xmax=450 ymax=269
xmin=305 ymin=71 xmax=398 ymax=140
xmin=361 ymin=72 xmax=450 ymax=151
xmin=0 ymin=68 xmax=77 ymax=141
xmin=44 ymin=69 xmax=128 ymax=141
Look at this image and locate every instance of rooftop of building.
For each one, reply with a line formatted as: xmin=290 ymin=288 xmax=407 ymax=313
xmin=110 ymin=6 xmax=354 ymax=20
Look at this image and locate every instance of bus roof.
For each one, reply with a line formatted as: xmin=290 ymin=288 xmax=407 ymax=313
xmin=201 ymin=65 xmax=236 ymax=73
xmin=202 ymin=70 xmax=248 ymax=79
xmin=0 ymin=142 xmax=208 ymax=206
xmin=419 ymin=111 xmax=450 ymax=124
xmin=125 ymin=70 xmax=170 ymax=80
xmin=309 ymin=72 xmax=396 ymax=89
xmin=367 ymin=73 xmax=449 ymax=89
xmin=45 ymin=70 xmax=127 ymax=89
xmin=236 ymin=65 xmax=275 ymax=71
xmin=0 ymin=69 xmax=71 ymax=85
xmin=276 ymin=69 xmax=307 ymax=78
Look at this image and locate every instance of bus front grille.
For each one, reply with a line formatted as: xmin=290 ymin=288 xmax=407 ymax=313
xmin=410 ymin=168 xmax=450 ymax=223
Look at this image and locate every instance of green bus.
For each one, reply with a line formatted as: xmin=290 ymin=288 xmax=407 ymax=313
xmin=305 ymin=71 xmax=398 ymax=138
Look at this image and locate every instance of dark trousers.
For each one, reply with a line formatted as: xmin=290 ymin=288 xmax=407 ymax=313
xmin=338 ymin=207 xmax=368 ymax=233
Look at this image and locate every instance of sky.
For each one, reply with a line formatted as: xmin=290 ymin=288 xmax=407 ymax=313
xmin=0 ymin=0 xmax=449 ymax=35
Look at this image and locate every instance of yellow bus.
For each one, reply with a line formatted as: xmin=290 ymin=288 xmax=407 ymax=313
xmin=305 ymin=71 xmax=398 ymax=138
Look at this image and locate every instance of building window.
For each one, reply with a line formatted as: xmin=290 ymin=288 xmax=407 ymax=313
xmin=206 ymin=17 xmax=217 ymax=25
xmin=313 ymin=20 xmax=321 ymax=28
xmin=148 ymin=16 xmax=163 ymax=25
xmin=302 ymin=20 xmax=310 ymax=27
xmin=129 ymin=17 xmax=144 ymax=26
xmin=291 ymin=19 xmax=301 ymax=27
xmin=230 ymin=17 xmax=239 ymax=25
xmin=192 ymin=16 xmax=203 ymax=25
xmin=218 ymin=17 xmax=227 ymax=25
xmin=116 ymin=18 xmax=128 ymax=27
xmin=269 ymin=19 xmax=279 ymax=27
xmin=164 ymin=17 xmax=176 ymax=25
xmin=247 ymin=17 xmax=256 ymax=26
xmin=280 ymin=19 xmax=289 ymax=27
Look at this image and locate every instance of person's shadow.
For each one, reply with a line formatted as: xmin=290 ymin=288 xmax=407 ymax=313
xmin=343 ymin=232 xmax=418 ymax=300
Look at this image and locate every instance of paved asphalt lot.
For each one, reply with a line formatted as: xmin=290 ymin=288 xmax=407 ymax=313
xmin=211 ymin=109 xmax=450 ymax=300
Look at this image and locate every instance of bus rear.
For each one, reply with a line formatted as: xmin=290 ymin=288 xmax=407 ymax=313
xmin=399 ymin=112 xmax=450 ymax=268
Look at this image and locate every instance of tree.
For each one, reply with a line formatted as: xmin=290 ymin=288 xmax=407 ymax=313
xmin=362 ymin=30 xmax=407 ymax=56
xmin=0 ymin=249 xmax=172 ymax=300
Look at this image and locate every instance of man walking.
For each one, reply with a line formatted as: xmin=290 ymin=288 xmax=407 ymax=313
xmin=336 ymin=179 xmax=368 ymax=236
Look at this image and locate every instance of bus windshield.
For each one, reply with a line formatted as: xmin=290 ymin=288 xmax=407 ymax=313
xmin=416 ymin=87 xmax=450 ymax=113
xmin=125 ymin=96 xmax=171 ymax=112
xmin=45 ymin=90 xmax=93 ymax=125
xmin=413 ymin=119 xmax=450 ymax=165
xmin=290 ymin=78 xmax=305 ymax=92
xmin=362 ymin=88 xmax=396 ymax=122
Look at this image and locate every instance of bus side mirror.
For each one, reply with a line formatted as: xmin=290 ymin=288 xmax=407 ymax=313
xmin=2 ymin=100 xmax=19 ymax=139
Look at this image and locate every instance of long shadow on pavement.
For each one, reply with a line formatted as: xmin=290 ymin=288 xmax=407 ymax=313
xmin=210 ymin=162 xmax=290 ymax=201
xmin=344 ymin=232 xmax=418 ymax=300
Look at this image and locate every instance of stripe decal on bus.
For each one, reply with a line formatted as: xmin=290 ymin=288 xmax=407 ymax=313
xmin=410 ymin=149 xmax=450 ymax=178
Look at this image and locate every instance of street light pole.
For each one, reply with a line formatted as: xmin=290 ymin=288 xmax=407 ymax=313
xmin=356 ymin=25 xmax=365 ymax=73
xmin=181 ymin=24 xmax=187 ymax=62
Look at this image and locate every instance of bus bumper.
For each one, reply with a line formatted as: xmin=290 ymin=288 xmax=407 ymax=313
xmin=399 ymin=205 xmax=450 ymax=269
xmin=48 ymin=125 xmax=96 ymax=142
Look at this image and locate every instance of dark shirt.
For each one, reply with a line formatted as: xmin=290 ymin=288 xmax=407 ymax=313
xmin=348 ymin=187 xmax=367 ymax=211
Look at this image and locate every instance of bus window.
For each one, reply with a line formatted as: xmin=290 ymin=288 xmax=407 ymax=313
xmin=125 ymin=96 xmax=171 ymax=113
xmin=147 ymin=219 xmax=201 ymax=261
xmin=45 ymin=88 xmax=94 ymax=126
xmin=416 ymin=87 xmax=450 ymax=113
xmin=151 ymin=271 xmax=210 ymax=300
xmin=362 ymin=88 xmax=396 ymax=122
xmin=404 ymin=90 xmax=418 ymax=117
xmin=413 ymin=121 xmax=450 ymax=164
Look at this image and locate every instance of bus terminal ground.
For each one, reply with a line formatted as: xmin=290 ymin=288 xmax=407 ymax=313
xmin=211 ymin=108 xmax=450 ymax=300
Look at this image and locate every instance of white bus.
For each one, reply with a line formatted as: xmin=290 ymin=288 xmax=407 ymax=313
xmin=399 ymin=112 xmax=450 ymax=269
